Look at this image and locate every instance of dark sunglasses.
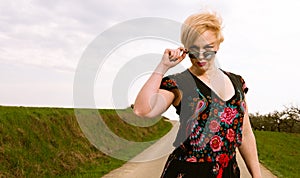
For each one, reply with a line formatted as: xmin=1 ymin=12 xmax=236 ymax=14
xmin=187 ymin=50 xmax=217 ymax=60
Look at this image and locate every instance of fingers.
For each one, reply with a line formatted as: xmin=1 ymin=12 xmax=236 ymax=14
xmin=178 ymin=47 xmax=188 ymax=61
xmin=166 ymin=47 xmax=187 ymax=62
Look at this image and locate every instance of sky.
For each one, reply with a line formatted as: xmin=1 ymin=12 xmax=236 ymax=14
xmin=1 ymin=0 xmax=300 ymax=117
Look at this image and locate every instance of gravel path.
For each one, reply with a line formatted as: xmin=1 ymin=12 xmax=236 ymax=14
xmin=103 ymin=120 xmax=277 ymax=178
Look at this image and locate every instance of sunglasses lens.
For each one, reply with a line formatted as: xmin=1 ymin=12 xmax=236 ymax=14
xmin=188 ymin=51 xmax=216 ymax=59
xmin=204 ymin=52 xmax=215 ymax=59
xmin=188 ymin=53 xmax=197 ymax=59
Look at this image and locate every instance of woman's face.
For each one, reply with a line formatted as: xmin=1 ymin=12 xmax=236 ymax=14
xmin=189 ymin=30 xmax=220 ymax=72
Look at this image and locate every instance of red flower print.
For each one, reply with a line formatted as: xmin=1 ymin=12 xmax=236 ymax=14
xmin=207 ymin=156 xmax=212 ymax=162
xmin=242 ymin=101 xmax=246 ymax=109
xmin=221 ymin=131 xmax=225 ymax=137
xmin=194 ymin=100 xmax=206 ymax=114
xmin=217 ymin=153 xmax=230 ymax=168
xmin=231 ymin=100 xmax=236 ymax=105
xmin=234 ymin=119 xmax=239 ymax=125
xmin=191 ymin=100 xmax=208 ymax=119
xmin=240 ymin=101 xmax=247 ymax=112
xmin=169 ymin=79 xmax=176 ymax=85
xmin=240 ymin=117 xmax=243 ymax=123
xmin=222 ymin=147 xmax=226 ymax=151
xmin=220 ymin=107 xmax=238 ymax=125
xmin=216 ymin=154 xmax=230 ymax=178
xmin=210 ymin=135 xmax=222 ymax=152
xmin=214 ymin=109 xmax=218 ymax=115
xmin=186 ymin=156 xmax=197 ymax=162
xmin=226 ymin=128 xmax=236 ymax=142
xmin=163 ymin=79 xmax=177 ymax=87
xmin=209 ymin=120 xmax=220 ymax=132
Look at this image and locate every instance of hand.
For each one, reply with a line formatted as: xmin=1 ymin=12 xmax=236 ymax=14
xmin=160 ymin=47 xmax=187 ymax=69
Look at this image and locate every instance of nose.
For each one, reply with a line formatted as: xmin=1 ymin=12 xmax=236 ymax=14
xmin=198 ymin=51 xmax=206 ymax=59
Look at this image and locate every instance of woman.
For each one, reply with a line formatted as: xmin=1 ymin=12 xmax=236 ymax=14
xmin=133 ymin=11 xmax=261 ymax=178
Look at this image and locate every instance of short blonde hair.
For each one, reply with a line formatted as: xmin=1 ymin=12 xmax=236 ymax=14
xmin=181 ymin=12 xmax=224 ymax=49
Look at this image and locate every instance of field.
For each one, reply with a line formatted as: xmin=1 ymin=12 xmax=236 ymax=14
xmin=254 ymin=130 xmax=300 ymax=178
xmin=0 ymin=106 xmax=172 ymax=177
xmin=1 ymin=105 xmax=299 ymax=178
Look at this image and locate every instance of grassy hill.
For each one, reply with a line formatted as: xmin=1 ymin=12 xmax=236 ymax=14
xmin=0 ymin=106 xmax=172 ymax=177
xmin=254 ymin=130 xmax=300 ymax=178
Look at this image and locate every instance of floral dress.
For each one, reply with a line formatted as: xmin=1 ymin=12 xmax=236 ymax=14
xmin=159 ymin=69 xmax=248 ymax=178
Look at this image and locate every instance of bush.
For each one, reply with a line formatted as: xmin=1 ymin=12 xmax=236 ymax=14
xmin=250 ymin=106 xmax=300 ymax=133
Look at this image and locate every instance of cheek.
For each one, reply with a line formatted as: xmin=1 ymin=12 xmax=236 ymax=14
xmin=191 ymin=60 xmax=197 ymax=66
xmin=190 ymin=59 xmax=199 ymax=65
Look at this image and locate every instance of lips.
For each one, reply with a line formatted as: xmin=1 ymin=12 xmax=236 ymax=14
xmin=197 ymin=61 xmax=207 ymax=67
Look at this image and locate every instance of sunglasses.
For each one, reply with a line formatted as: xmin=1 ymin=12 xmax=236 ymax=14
xmin=187 ymin=50 xmax=217 ymax=60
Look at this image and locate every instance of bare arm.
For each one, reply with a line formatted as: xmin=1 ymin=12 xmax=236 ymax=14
xmin=238 ymin=100 xmax=262 ymax=178
xmin=133 ymin=47 xmax=187 ymax=118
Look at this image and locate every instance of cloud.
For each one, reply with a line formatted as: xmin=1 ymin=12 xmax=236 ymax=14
xmin=0 ymin=0 xmax=106 ymax=72
xmin=0 ymin=0 xmax=229 ymax=73
xmin=1 ymin=0 xmax=300 ymax=112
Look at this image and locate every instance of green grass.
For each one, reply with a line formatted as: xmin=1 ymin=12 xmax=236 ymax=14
xmin=0 ymin=106 xmax=172 ymax=177
xmin=254 ymin=130 xmax=300 ymax=178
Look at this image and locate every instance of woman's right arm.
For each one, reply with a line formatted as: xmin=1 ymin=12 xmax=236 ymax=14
xmin=133 ymin=47 xmax=187 ymax=118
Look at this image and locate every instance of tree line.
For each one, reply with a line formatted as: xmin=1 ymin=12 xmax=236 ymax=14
xmin=249 ymin=106 xmax=300 ymax=133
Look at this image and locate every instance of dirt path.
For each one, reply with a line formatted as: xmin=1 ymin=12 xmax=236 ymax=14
xmin=103 ymin=120 xmax=277 ymax=178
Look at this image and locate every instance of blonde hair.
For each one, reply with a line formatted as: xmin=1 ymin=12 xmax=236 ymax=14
xmin=181 ymin=11 xmax=224 ymax=49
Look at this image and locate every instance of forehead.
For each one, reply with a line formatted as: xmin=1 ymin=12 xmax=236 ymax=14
xmin=191 ymin=30 xmax=218 ymax=48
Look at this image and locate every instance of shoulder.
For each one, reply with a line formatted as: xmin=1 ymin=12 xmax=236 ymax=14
xmin=160 ymin=70 xmax=187 ymax=89
xmin=162 ymin=69 xmax=191 ymax=83
xmin=221 ymin=69 xmax=245 ymax=82
xmin=161 ymin=69 xmax=196 ymax=91
xmin=222 ymin=69 xmax=241 ymax=78
xmin=165 ymin=69 xmax=190 ymax=79
xmin=222 ymin=69 xmax=248 ymax=94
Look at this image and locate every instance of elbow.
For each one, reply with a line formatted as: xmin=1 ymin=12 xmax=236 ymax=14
xmin=133 ymin=107 xmax=155 ymax=119
xmin=133 ymin=108 xmax=146 ymax=117
xmin=133 ymin=108 xmax=151 ymax=118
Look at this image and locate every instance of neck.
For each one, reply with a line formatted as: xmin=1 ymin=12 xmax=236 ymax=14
xmin=189 ymin=64 xmax=219 ymax=78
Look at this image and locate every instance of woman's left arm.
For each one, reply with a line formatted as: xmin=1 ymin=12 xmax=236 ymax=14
xmin=238 ymin=101 xmax=262 ymax=178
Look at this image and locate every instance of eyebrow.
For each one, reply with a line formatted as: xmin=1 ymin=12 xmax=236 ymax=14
xmin=189 ymin=42 xmax=215 ymax=50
